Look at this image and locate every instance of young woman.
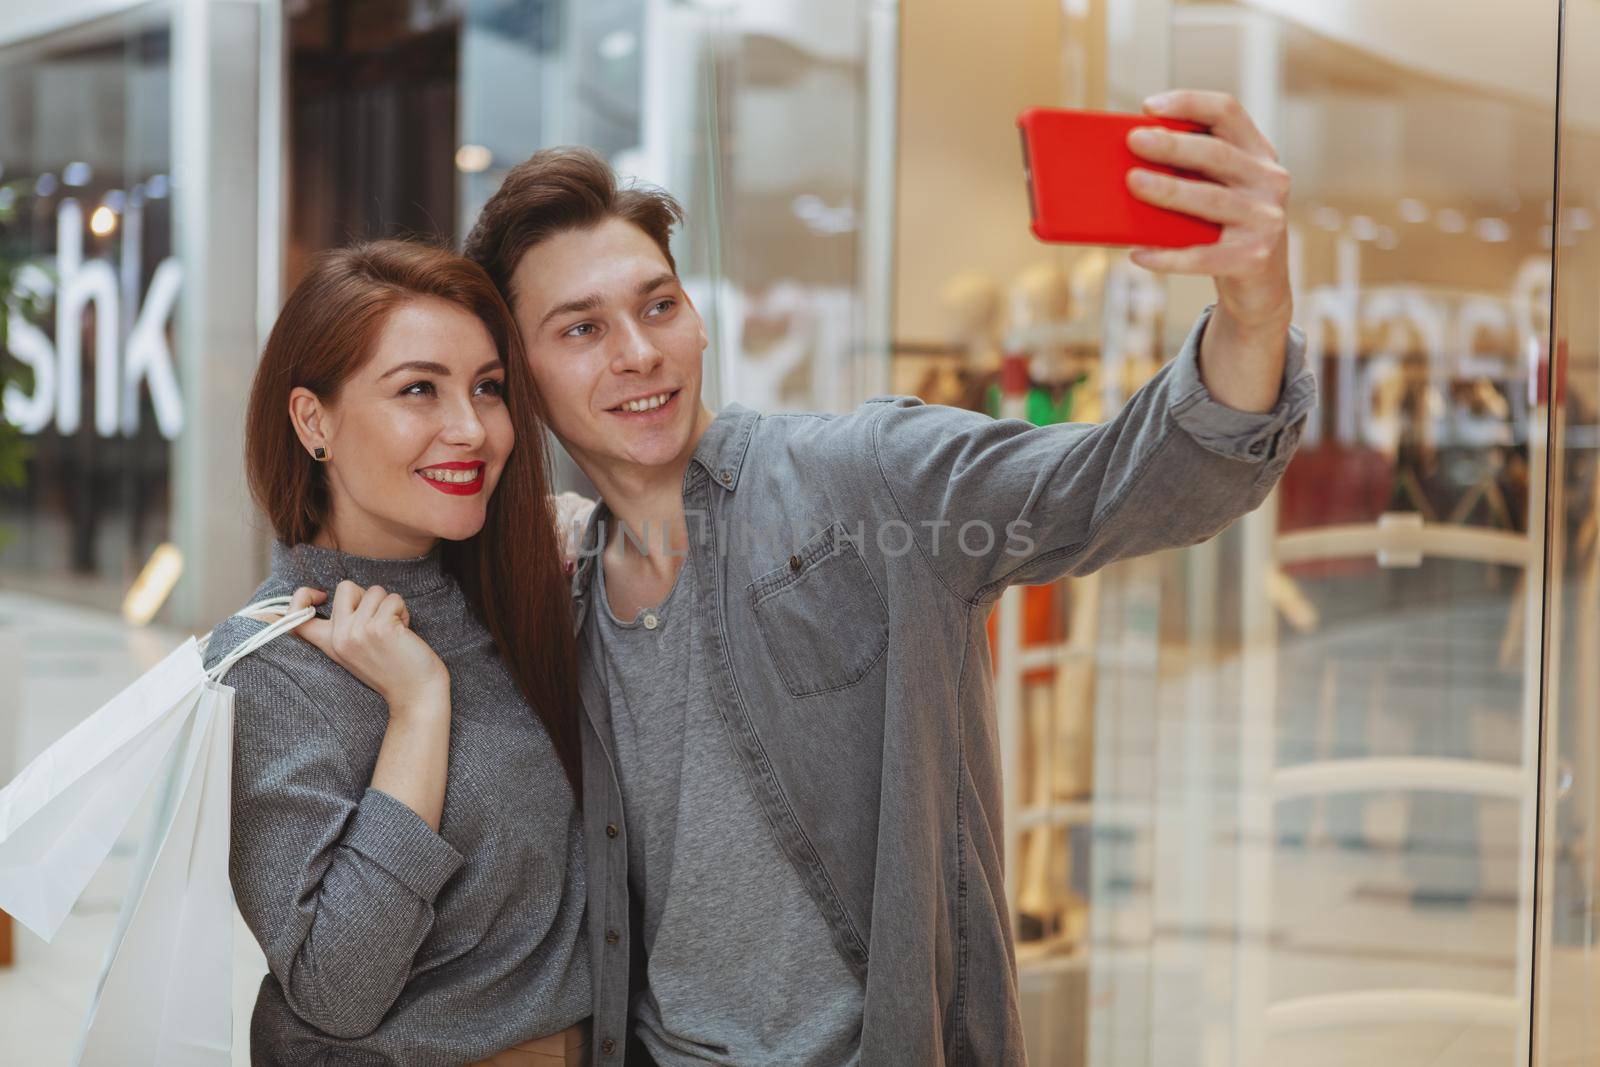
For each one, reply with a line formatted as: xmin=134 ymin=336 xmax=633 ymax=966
xmin=205 ymin=241 xmax=590 ymax=1066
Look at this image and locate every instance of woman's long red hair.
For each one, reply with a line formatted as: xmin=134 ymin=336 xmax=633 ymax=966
xmin=244 ymin=240 xmax=582 ymax=797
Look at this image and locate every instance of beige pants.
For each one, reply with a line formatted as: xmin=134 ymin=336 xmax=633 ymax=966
xmin=470 ymin=1021 xmax=591 ymax=1067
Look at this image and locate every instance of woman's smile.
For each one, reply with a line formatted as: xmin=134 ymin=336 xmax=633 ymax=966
xmin=417 ymin=460 xmax=487 ymax=496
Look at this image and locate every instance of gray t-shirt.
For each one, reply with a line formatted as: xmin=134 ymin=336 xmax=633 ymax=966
xmin=593 ymin=544 xmax=863 ymax=1066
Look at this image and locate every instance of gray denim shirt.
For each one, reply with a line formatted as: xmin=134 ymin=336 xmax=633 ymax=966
xmin=571 ymin=308 xmax=1316 ymax=1065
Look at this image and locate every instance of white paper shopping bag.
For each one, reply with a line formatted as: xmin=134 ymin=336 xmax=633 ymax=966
xmin=76 ymin=677 xmax=236 ymax=1066
xmin=0 ymin=641 xmax=206 ymax=940
xmin=0 ymin=596 xmax=312 ymax=1066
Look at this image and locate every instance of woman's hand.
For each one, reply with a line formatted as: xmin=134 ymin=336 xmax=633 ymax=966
xmin=287 ymin=583 xmax=449 ymax=714
xmin=553 ymin=491 xmax=598 ymax=576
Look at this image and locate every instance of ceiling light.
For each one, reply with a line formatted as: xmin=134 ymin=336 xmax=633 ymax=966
xmin=122 ymin=543 xmax=184 ymax=626
xmin=1474 ymin=217 xmax=1510 ymax=243
xmin=1311 ymin=205 xmax=1342 ymax=232
xmin=455 ymin=144 xmax=492 ymax=174
xmin=598 ymin=29 xmax=637 ymax=60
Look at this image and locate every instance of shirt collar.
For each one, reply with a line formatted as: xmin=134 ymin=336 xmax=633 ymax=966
xmin=568 ymin=402 xmax=758 ymax=608
xmin=687 ymin=402 xmax=758 ymax=492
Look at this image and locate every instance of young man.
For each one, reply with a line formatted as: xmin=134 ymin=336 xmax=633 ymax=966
xmin=466 ymin=90 xmax=1315 ymax=1066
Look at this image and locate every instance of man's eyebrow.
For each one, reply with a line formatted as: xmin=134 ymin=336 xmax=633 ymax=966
xmin=537 ymin=293 xmax=603 ymax=332
xmin=637 ymin=272 xmax=677 ymax=296
xmin=536 ymin=275 xmax=679 ymax=332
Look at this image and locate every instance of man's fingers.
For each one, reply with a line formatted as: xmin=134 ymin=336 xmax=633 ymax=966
xmin=1129 ymin=239 xmax=1274 ymax=277
xmin=1144 ymin=89 xmax=1276 ymax=161
xmin=1126 ymin=169 xmax=1262 ymax=227
xmin=1127 ymin=127 xmax=1272 ymax=190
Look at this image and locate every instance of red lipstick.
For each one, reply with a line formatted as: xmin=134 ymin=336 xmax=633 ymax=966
xmin=417 ymin=461 xmax=487 ymax=496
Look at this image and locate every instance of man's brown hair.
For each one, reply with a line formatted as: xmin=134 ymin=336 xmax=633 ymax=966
xmin=463 ymin=146 xmax=684 ymax=309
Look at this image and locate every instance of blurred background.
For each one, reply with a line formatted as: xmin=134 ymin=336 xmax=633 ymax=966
xmin=0 ymin=0 xmax=1596 ymax=1064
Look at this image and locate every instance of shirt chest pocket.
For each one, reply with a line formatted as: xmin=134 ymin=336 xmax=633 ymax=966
xmin=747 ymin=521 xmax=889 ymax=698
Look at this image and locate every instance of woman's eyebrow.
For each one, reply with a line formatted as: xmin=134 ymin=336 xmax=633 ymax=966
xmin=377 ymin=358 xmax=502 ymax=381
xmin=378 ymin=360 xmax=451 ymax=380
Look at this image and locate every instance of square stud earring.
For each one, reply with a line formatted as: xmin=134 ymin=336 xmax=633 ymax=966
xmin=312 ymin=447 xmax=328 ymax=461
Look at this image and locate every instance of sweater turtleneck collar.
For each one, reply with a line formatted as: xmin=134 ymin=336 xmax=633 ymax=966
xmin=269 ymin=540 xmax=451 ymax=599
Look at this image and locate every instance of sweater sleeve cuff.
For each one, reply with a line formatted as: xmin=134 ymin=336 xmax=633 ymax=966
xmin=342 ymin=787 xmax=464 ymax=901
xmin=1166 ymin=305 xmax=1317 ymax=465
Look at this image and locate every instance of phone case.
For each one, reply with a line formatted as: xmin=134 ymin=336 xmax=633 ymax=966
xmin=1018 ymin=107 xmax=1224 ymax=248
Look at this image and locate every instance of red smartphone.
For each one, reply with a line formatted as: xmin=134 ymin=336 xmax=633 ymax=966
xmin=1018 ymin=106 xmax=1223 ymax=248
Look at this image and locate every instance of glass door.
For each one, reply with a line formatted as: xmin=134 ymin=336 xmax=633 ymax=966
xmin=1085 ymin=2 xmax=1565 ymax=1065
xmin=1537 ymin=0 xmax=1600 ymax=1060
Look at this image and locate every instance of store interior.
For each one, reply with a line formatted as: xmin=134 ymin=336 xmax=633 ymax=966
xmin=0 ymin=0 xmax=1596 ymax=1064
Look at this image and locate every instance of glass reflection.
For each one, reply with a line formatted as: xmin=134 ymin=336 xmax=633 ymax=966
xmin=1539 ymin=0 xmax=1600 ymax=1060
xmin=0 ymin=9 xmax=176 ymax=610
xmin=1085 ymin=2 xmax=1561 ymax=1065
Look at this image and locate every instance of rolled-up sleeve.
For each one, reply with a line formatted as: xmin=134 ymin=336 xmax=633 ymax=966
xmin=864 ymin=306 xmax=1316 ymax=602
xmin=223 ymin=649 xmax=463 ymax=1041
xmin=342 ymin=787 xmax=464 ymax=900
xmin=1166 ymin=305 xmax=1314 ymax=468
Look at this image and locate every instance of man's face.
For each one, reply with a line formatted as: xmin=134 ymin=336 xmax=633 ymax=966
xmin=508 ymin=217 xmax=709 ymax=478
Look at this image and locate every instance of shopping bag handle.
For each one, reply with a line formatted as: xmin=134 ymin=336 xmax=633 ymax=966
xmin=204 ymin=596 xmax=317 ymax=683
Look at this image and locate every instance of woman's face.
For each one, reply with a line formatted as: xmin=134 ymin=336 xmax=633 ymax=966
xmin=290 ymin=296 xmax=514 ymax=558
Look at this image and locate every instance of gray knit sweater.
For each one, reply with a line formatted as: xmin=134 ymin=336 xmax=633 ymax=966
xmin=206 ymin=542 xmax=590 ymax=1066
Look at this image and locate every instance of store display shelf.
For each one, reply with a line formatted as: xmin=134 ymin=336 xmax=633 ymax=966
xmin=1015 ymin=938 xmax=1089 ymax=974
xmin=1017 ymin=645 xmax=1093 ymax=672
xmin=1015 ymin=800 xmax=1095 ymax=830
xmin=1264 ymin=989 xmax=1520 ymax=1032
xmin=1277 ymin=519 xmax=1531 ymax=568
xmin=1272 ymin=757 xmax=1524 ymax=801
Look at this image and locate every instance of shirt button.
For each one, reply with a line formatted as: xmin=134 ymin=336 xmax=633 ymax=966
xmin=605 ymin=928 xmax=620 ymax=945
xmin=606 ymin=823 xmax=619 ymax=838
xmin=601 ymin=1038 xmax=617 ymax=1056
xmin=643 ymin=612 xmax=659 ymax=630
xmin=788 ymin=554 xmax=801 ymax=571
xmin=1248 ymin=439 xmax=1267 ymax=457
xmin=718 ymin=469 xmax=733 ymax=485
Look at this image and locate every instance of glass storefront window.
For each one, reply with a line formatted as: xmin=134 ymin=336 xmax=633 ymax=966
xmin=1542 ymin=0 xmax=1600 ymax=1059
xmin=7 ymin=2 xmax=1594 ymax=1064
xmin=0 ymin=5 xmax=176 ymax=611
xmin=1084 ymin=2 xmax=1568 ymax=1065
xmin=458 ymin=0 xmax=891 ymax=416
xmin=888 ymin=2 xmax=1586 ymax=1064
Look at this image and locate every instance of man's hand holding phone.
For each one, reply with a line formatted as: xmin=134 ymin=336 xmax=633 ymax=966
xmin=1123 ymin=90 xmax=1292 ymax=333
xmin=1126 ymin=90 xmax=1294 ymax=414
